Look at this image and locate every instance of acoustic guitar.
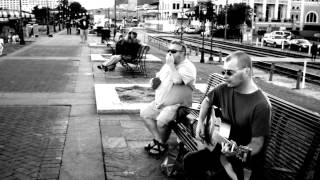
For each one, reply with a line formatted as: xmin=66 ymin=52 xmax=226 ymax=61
xmin=186 ymin=106 xmax=252 ymax=163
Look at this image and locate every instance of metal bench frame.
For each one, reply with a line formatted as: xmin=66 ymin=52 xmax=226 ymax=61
xmin=172 ymin=73 xmax=320 ymax=180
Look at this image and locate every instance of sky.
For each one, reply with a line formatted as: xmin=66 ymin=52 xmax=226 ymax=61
xmin=74 ymin=0 xmax=115 ymax=10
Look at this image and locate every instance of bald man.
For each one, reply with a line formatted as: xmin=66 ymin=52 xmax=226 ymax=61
xmin=184 ymin=51 xmax=271 ymax=180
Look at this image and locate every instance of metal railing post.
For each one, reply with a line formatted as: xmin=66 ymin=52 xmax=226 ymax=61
xmin=296 ymin=69 xmax=302 ymax=89
xmin=269 ymin=63 xmax=275 ymax=81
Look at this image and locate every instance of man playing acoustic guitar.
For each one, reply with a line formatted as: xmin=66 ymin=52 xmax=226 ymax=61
xmin=184 ymin=51 xmax=271 ymax=180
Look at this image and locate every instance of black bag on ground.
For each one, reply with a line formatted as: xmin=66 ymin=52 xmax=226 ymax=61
xmin=160 ymin=142 xmax=187 ymax=178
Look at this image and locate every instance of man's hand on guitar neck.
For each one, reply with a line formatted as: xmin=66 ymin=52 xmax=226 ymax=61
xmin=221 ymin=140 xmax=237 ymax=157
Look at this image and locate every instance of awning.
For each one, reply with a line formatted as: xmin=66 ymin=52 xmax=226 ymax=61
xmin=2 ymin=11 xmax=8 ymax=18
xmin=0 ymin=18 xmax=9 ymax=22
xmin=8 ymin=11 xmax=14 ymax=17
xmin=14 ymin=11 xmax=19 ymax=18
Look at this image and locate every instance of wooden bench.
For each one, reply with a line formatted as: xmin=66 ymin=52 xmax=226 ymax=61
xmin=119 ymin=44 xmax=150 ymax=75
xmin=172 ymin=73 xmax=320 ymax=180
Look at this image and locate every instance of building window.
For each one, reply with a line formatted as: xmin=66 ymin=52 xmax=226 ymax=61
xmin=177 ymin=3 xmax=180 ymax=9
xmin=188 ymin=4 xmax=191 ymax=8
xmin=292 ymin=6 xmax=295 ymax=10
xmin=184 ymin=3 xmax=186 ymax=8
xmin=306 ymin=12 xmax=317 ymax=22
xmin=173 ymin=3 xmax=176 ymax=9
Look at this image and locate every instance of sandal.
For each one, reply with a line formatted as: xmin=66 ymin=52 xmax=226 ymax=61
xmin=144 ymin=139 xmax=157 ymax=151
xmin=148 ymin=140 xmax=168 ymax=156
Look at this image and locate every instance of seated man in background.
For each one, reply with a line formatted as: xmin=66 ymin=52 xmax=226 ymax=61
xmin=141 ymin=40 xmax=197 ymax=157
xmin=97 ymin=30 xmax=141 ymax=71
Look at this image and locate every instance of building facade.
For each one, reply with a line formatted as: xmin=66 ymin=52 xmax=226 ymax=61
xmin=159 ymin=0 xmax=198 ymax=20
xmin=156 ymin=0 xmax=319 ymax=31
xmin=0 ymin=0 xmax=58 ymax=12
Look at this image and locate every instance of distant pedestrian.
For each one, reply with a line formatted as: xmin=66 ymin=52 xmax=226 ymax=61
xmin=311 ymin=43 xmax=317 ymax=61
xmin=0 ymin=38 xmax=4 ymax=56
xmin=79 ymin=15 xmax=89 ymax=43
xmin=66 ymin=19 xmax=72 ymax=35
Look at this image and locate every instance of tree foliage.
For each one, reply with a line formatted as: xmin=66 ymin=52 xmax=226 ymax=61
xmin=191 ymin=2 xmax=251 ymax=29
xmin=32 ymin=5 xmax=50 ymax=24
xmin=216 ymin=3 xmax=252 ymax=29
xmin=193 ymin=1 xmax=216 ymax=22
xmin=66 ymin=1 xmax=86 ymax=19
xmin=69 ymin=1 xmax=81 ymax=13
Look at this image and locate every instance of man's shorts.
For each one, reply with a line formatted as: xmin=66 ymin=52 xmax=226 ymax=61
xmin=140 ymin=101 xmax=180 ymax=126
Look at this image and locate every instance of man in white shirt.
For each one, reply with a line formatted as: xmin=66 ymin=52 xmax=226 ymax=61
xmin=141 ymin=40 xmax=197 ymax=157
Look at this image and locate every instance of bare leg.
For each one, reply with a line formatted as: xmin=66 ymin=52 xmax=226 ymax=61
xmin=157 ymin=122 xmax=171 ymax=143
xmin=142 ymin=117 xmax=161 ymax=141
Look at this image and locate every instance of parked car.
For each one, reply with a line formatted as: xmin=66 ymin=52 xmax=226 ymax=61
xmin=262 ymin=35 xmax=289 ymax=48
xmin=264 ymin=30 xmax=293 ymax=39
xmin=288 ymin=39 xmax=312 ymax=52
xmin=185 ymin=27 xmax=199 ymax=34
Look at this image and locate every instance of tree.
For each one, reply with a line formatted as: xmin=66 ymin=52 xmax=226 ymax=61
xmin=69 ymin=1 xmax=81 ymax=13
xmin=32 ymin=5 xmax=49 ymax=24
xmin=191 ymin=2 xmax=215 ymax=23
xmin=216 ymin=3 xmax=252 ymax=29
xmin=69 ymin=1 xmax=86 ymax=19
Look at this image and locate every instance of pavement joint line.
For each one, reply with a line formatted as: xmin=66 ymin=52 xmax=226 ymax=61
xmin=2 ymin=56 xmax=81 ymax=61
xmin=0 ymin=104 xmax=71 ymax=107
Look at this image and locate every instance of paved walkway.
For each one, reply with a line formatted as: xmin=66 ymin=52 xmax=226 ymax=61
xmin=0 ymin=28 xmax=174 ymax=180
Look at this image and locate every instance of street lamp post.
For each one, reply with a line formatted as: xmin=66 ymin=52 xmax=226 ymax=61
xmin=224 ymin=0 xmax=228 ymax=39
xmin=114 ymin=0 xmax=117 ymax=39
xmin=46 ymin=0 xmax=50 ymax=35
xmin=53 ymin=11 xmax=56 ymax=33
xmin=200 ymin=6 xmax=207 ymax=63
xmin=180 ymin=0 xmax=184 ymax=41
xmin=19 ymin=0 xmax=25 ymax=45
xmin=58 ymin=5 xmax=61 ymax=31
xmin=208 ymin=20 xmax=214 ymax=61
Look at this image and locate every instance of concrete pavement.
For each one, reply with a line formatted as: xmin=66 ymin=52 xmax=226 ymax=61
xmin=0 ymin=28 xmax=174 ymax=180
xmin=0 ymin=29 xmax=102 ymax=180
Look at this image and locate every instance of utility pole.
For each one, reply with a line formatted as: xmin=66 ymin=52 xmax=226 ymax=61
xmin=114 ymin=0 xmax=117 ymax=39
xmin=46 ymin=0 xmax=50 ymax=35
xmin=19 ymin=0 xmax=25 ymax=44
xmin=224 ymin=0 xmax=228 ymax=39
xmin=180 ymin=0 xmax=184 ymax=41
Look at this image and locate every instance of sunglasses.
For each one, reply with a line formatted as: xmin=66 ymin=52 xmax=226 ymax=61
xmin=167 ymin=49 xmax=182 ymax=54
xmin=221 ymin=70 xmax=236 ymax=76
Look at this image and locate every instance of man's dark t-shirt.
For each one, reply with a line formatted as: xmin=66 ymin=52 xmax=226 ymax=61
xmin=78 ymin=19 xmax=89 ymax=30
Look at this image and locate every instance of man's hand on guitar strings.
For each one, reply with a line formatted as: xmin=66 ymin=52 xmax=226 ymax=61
xmin=195 ymin=122 xmax=205 ymax=140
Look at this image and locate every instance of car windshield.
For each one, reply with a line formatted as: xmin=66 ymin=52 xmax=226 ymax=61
xmin=284 ymin=32 xmax=290 ymax=36
xmin=274 ymin=36 xmax=284 ymax=39
xmin=298 ymin=39 xmax=308 ymax=43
